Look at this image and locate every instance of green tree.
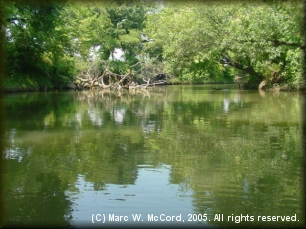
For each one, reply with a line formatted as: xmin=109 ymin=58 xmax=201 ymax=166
xmin=4 ymin=1 xmax=76 ymax=90
xmin=62 ymin=0 xmax=155 ymax=77
xmin=143 ymin=0 xmax=304 ymax=89
xmin=102 ymin=0 xmax=154 ymax=73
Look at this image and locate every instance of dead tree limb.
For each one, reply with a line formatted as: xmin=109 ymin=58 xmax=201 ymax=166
xmin=72 ymin=61 xmax=168 ymax=91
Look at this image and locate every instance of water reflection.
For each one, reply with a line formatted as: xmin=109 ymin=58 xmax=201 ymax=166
xmin=4 ymin=170 xmax=73 ymax=228
xmin=113 ymin=107 xmax=126 ymax=124
xmin=3 ymin=85 xmax=304 ymax=227
xmin=223 ymin=98 xmax=230 ymax=113
xmin=69 ymin=164 xmax=197 ymax=227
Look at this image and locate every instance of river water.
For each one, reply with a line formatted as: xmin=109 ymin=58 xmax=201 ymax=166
xmin=2 ymin=85 xmax=304 ymax=227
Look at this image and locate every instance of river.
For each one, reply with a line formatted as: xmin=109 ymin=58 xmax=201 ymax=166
xmin=2 ymin=85 xmax=304 ymax=227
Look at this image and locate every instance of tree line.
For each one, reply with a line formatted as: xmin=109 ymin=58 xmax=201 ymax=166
xmin=2 ymin=0 xmax=305 ymax=91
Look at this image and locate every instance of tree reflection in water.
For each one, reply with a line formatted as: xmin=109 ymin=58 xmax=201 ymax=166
xmin=3 ymin=86 xmax=304 ymax=227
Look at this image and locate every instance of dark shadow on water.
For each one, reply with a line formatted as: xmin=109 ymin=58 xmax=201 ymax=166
xmin=3 ymin=171 xmax=73 ymax=228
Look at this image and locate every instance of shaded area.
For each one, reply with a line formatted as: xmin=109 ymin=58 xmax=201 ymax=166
xmin=3 ymin=171 xmax=73 ymax=228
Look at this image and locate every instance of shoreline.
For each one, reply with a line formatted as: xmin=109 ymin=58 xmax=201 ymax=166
xmin=3 ymin=82 xmax=305 ymax=94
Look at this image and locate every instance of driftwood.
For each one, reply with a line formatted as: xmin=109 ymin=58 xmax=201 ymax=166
xmin=71 ymin=61 xmax=170 ymax=91
xmin=234 ymin=75 xmax=247 ymax=89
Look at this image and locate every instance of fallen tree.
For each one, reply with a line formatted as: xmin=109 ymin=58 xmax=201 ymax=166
xmin=69 ymin=60 xmax=171 ymax=91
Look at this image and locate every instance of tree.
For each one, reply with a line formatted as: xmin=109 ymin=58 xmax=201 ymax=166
xmin=61 ymin=1 xmax=157 ymax=84
xmin=4 ymin=0 xmax=303 ymax=91
xmin=4 ymin=1 xmax=76 ymax=90
xmin=143 ymin=0 xmax=304 ymax=89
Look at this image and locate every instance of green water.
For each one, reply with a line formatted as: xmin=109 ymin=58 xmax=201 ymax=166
xmin=2 ymin=85 xmax=304 ymax=227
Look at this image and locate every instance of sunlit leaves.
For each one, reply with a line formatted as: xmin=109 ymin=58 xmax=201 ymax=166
xmin=144 ymin=1 xmax=304 ymax=88
xmin=3 ymin=0 xmax=304 ymax=90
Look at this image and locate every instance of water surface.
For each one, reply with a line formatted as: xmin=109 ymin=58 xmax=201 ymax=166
xmin=3 ymin=85 xmax=304 ymax=227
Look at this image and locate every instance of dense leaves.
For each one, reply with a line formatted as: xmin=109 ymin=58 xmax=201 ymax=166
xmin=2 ymin=0 xmax=305 ymax=91
xmin=3 ymin=0 xmax=155 ymax=91
xmin=143 ymin=0 xmax=305 ymax=89
xmin=4 ymin=2 xmax=76 ymax=90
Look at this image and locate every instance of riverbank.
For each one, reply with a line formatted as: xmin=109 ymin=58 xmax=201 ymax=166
xmin=258 ymin=80 xmax=306 ymax=92
xmin=4 ymin=76 xmax=64 ymax=93
xmin=3 ymin=77 xmax=305 ymax=93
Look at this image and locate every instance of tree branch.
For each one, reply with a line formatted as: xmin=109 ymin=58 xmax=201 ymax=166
xmin=271 ymin=39 xmax=305 ymax=50
xmin=228 ymin=60 xmax=263 ymax=80
xmin=6 ymin=17 xmax=28 ymax=23
xmin=236 ymin=38 xmax=305 ymax=50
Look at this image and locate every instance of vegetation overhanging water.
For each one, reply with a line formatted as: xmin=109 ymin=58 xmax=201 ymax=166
xmin=2 ymin=0 xmax=305 ymax=92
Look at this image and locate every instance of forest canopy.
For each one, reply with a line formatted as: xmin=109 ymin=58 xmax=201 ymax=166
xmin=1 ymin=0 xmax=305 ymax=91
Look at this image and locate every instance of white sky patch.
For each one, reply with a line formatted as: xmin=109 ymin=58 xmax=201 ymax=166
xmin=88 ymin=46 xmax=125 ymax=61
xmin=111 ymin=48 xmax=125 ymax=61
xmin=88 ymin=45 xmax=101 ymax=60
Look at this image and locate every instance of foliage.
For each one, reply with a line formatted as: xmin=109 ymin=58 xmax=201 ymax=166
xmin=4 ymin=1 xmax=76 ymax=90
xmin=143 ymin=0 xmax=304 ymax=89
xmin=3 ymin=0 xmax=156 ymax=91
xmin=2 ymin=0 xmax=304 ymax=91
xmin=65 ymin=0 xmax=154 ymax=74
